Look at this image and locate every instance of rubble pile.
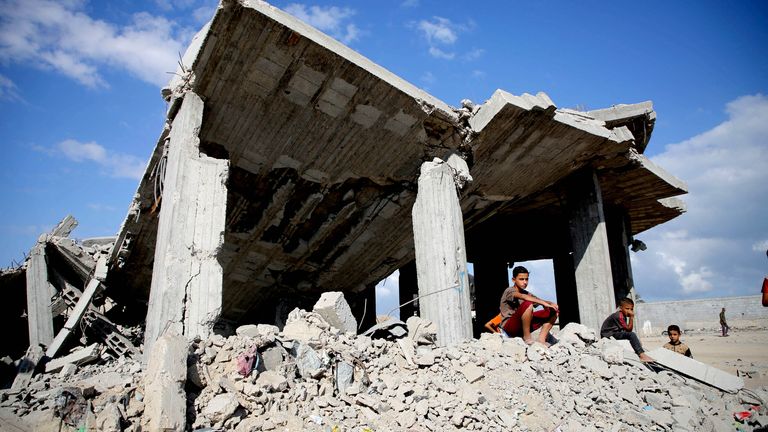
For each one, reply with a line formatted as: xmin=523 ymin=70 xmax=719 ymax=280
xmin=0 ymin=294 xmax=765 ymax=431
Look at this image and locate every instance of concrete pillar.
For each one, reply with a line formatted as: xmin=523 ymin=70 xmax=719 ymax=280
xmin=472 ymin=258 xmax=509 ymax=334
xmin=565 ymin=170 xmax=615 ymax=333
xmin=144 ymin=92 xmax=229 ymax=355
xmin=398 ymin=260 xmax=418 ymax=319
xmin=25 ymin=238 xmax=54 ymax=348
xmin=553 ymin=252 xmax=580 ymax=326
xmin=606 ymin=208 xmax=636 ymax=306
xmin=412 ymin=156 xmax=473 ymax=346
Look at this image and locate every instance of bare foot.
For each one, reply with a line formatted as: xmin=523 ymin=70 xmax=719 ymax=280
xmin=638 ymin=353 xmax=654 ymax=363
xmin=523 ymin=338 xmax=536 ymax=345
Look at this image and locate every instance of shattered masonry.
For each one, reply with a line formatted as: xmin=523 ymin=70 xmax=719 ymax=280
xmin=10 ymin=0 xmax=765 ymax=431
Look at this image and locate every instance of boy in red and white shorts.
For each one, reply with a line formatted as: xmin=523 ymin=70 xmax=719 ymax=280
xmin=499 ymin=266 xmax=559 ymax=346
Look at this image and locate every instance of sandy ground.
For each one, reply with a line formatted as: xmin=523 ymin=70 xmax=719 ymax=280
xmin=641 ymin=327 xmax=768 ymax=389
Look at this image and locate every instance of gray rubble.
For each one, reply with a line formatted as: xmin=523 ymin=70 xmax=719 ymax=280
xmin=2 ymin=305 xmax=766 ymax=432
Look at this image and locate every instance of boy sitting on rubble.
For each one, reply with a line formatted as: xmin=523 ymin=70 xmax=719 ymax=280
xmin=499 ymin=266 xmax=559 ymax=346
xmin=600 ymin=298 xmax=654 ymax=362
xmin=663 ymin=324 xmax=692 ymax=358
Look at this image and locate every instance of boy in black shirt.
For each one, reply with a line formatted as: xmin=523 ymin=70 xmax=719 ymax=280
xmin=600 ymin=298 xmax=654 ymax=362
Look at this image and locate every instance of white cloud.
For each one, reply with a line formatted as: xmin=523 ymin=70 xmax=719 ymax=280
xmin=471 ymin=69 xmax=486 ymax=79
xmin=417 ymin=17 xmax=457 ymax=45
xmin=38 ymin=139 xmax=146 ymax=180
xmin=192 ymin=5 xmax=216 ymax=24
xmin=87 ymin=203 xmax=117 ymax=212
xmin=0 ymin=73 xmax=23 ymax=102
xmin=401 ymin=0 xmax=419 ymax=7
xmin=428 ymin=46 xmax=454 ymax=60
xmin=414 ymin=16 xmax=480 ymax=61
xmin=0 ymin=0 xmax=188 ymax=88
xmin=375 ymin=270 xmax=401 ymax=318
xmin=284 ymin=4 xmax=361 ymax=44
xmin=633 ymin=94 xmax=768 ymax=300
xmin=421 ymin=71 xmax=435 ymax=85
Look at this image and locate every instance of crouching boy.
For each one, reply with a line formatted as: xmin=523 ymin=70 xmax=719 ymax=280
xmin=600 ymin=298 xmax=654 ymax=362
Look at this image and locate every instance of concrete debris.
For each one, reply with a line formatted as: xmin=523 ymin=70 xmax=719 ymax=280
xmin=1 ymin=304 xmax=763 ymax=431
xmin=313 ymin=291 xmax=358 ymax=334
xmin=44 ymin=343 xmax=101 ymax=373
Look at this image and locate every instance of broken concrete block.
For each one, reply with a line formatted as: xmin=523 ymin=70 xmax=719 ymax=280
xmin=58 ymin=363 xmax=78 ymax=378
xmin=45 ymin=344 xmax=101 ymax=373
xmin=142 ymin=334 xmax=188 ymax=432
xmin=260 ymin=345 xmax=285 ymax=371
xmin=294 ymin=343 xmax=324 ymax=378
xmin=203 ymin=393 xmax=240 ymax=423
xmin=336 ymin=361 xmax=354 ymax=394
xmin=500 ymin=338 xmax=527 ymax=362
xmin=601 ymin=340 xmax=625 ymax=364
xmin=95 ymin=401 xmax=123 ymax=432
xmin=558 ymin=322 xmax=596 ymax=346
xmin=406 ymin=316 xmax=437 ymax=345
xmin=579 ymin=355 xmax=612 ymax=379
xmin=282 ymin=318 xmax=323 ymax=343
xmin=255 ymin=370 xmax=288 ymax=392
xmin=313 ymin=291 xmax=357 ymax=334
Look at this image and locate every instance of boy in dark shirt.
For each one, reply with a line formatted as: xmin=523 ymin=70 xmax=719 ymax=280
xmin=600 ymin=298 xmax=654 ymax=362
xmin=499 ymin=266 xmax=559 ymax=346
xmin=663 ymin=324 xmax=692 ymax=357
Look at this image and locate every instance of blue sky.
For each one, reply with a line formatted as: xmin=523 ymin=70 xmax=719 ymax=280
xmin=1 ymin=0 xmax=766 ymax=316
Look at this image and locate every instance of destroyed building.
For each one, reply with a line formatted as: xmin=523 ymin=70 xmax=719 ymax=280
xmin=5 ymin=0 xmax=688 ymax=377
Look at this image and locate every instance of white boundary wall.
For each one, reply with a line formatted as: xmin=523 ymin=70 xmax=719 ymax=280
xmin=636 ymin=295 xmax=768 ymax=335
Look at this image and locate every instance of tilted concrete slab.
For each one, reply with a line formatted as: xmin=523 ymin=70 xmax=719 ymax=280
xmin=645 ymin=347 xmax=744 ymax=393
xmin=107 ymin=0 xmax=688 ymax=325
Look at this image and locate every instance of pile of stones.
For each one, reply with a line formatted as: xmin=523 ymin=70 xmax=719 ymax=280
xmin=2 ymin=291 xmax=767 ymax=431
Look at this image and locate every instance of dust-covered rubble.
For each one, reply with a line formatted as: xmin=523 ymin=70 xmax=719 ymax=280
xmin=2 ymin=294 xmax=767 ymax=431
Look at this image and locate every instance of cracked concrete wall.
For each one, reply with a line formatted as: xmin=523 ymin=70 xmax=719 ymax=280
xmin=144 ymin=91 xmax=229 ymax=356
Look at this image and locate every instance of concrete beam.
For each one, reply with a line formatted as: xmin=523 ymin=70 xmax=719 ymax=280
xmin=565 ymin=170 xmax=615 ymax=333
xmin=144 ymin=91 xmax=229 ymax=354
xmin=51 ymin=215 xmax=78 ymax=238
xmin=45 ymin=259 xmax=106 ymax=358
xmin=25 ymin=239 xmax=54 ymax=348
xmin=44 ymin=343 xmax=101 ymax=373
xmin=412 ymin=157 xmax=473 ymax=346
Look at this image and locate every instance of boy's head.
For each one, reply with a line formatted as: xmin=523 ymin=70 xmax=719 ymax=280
xmin=511 ymin=266 xmax=529 ymax=290
xmin=667 ymin=324 xmax=681 ymax=343
xmin=618 ymin=297 xmax=634 ymax=316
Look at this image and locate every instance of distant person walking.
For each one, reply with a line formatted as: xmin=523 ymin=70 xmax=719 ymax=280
xmin=762 ymin=249 xmax=768 ymax=307
xmin=719 ymin=307 xmax=731 ymax=337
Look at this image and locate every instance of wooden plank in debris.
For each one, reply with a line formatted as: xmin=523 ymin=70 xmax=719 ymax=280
xmin=11 ymin=346 xmax=43 ymax=391
xmin=51 ymin=215 xmax=78 ymax=238
xmin=45 ymin=343 xmax=101 ymax=373
xmin=645 ymin=347 xmax=744 ymax=393
xmin=25 ymin=241 xmax=54 ymax=348
xmin=45 ymin=276 xmax=102 ymax=358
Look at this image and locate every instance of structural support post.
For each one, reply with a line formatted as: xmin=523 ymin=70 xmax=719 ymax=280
xmin=25 ymin=237 xmax=54 ymax=348
xmin=144 ymin=92 xmax=229 ymax=356
xmin=565 ymin=170 xmax=615 ymax=333
xmin=398 ymin=261 xmax=418 ymax=319
xmin=472 ymin=257 xmax=509 ymax=334
xmin=606 ymin=207 xmax=636 ymax=305
xmin=412 ymin=156 xmax=473 ymax=346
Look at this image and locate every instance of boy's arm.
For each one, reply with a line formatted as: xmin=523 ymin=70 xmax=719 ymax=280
xmin=626 ymin=314 xmax=634 ymax=331
xmin=512 ymin=291 xmax=558 ymax=310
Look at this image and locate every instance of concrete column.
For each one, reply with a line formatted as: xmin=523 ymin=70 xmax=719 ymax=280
xmin=606 ymin=207 xmax=638 ymax=320
xmin=412 ymin=156 xmax=473 ymax=346
xmin=144 ymin=92 xmax=229 ymax=355
xmin=472 ymin=258 xmax=509 ymax=334
xmin=553 ymin=252 xmax=580 ymax=326
xmin=565 ymin=170 xmax=615 ymax=333
xmin=398 ymin=261 xmax=418 ymax=319
xmin=25 ymin=238 xmax=54 ymax=348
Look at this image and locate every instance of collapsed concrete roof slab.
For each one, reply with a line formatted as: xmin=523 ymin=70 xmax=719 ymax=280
xmin=107 ymin=0 xmax=687 ymax=323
